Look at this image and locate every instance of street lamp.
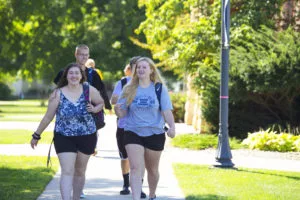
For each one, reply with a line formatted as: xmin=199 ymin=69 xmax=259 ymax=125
xmin=214 ymin=0 xmax=234 ymax=168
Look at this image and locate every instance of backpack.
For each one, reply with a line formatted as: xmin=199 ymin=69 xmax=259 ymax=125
xmin=87 ymin=67 xmax=96 ymax=83
xmin=121 ymin=77 xmax=127 ymax=89
xmin=154 ymin=82 xmax=163 ymax=111
xmin=155 ymin=82 xmax=169 ymax=131
xmin=95 ymin=68 xmax=104 ymax=80
xmin=83 ymin=82 xmax=105 ymax=130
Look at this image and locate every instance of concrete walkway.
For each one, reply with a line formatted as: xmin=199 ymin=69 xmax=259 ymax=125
xmin=1 ymin=116 xmax=300 ymax=200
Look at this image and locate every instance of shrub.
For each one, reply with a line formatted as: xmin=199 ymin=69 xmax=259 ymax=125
xmin=0 ymin=82 xmax=12 ymax=100
xmin=242 ymin=129 xmax=300 ymax=152
xmin=294 ymin=138 xmax=300 ymax=151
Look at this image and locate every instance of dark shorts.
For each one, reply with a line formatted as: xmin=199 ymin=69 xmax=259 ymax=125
xmin=116 ymin=128 xmax=128 ymax=159
xmin=123 ymin=131 xmax=166 ymax=151
xmin=54 ymin=132 xmax=97 ymax=155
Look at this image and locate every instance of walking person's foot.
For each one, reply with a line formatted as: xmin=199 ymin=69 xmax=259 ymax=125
xmin=120 ymin=186 xmax=130 ymax=195
xmin=148 ymin=195 xmax=156 ymax=200
xmin=141 ymin=190 xmax=147 ymax=198
xmin=80 ymin=191 xmax=85 ymax=199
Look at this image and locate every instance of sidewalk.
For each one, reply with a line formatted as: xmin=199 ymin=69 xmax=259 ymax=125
xmin=1 ymin=116 xmax=300 ymax=200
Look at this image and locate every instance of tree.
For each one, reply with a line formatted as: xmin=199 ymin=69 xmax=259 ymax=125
xmin=135 ymin=0 xmax=299 ymax=138
xmin=0 ymin=0 xmax=150 ymax=83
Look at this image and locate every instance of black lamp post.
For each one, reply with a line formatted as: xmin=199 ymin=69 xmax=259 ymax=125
xmin=214 ymin=0 xmax=234 ymax=168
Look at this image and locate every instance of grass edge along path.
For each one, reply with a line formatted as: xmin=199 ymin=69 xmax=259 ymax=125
xmin=172 ymin=133 xmax=243 ymax=150
xmin=0 ymin=130 xmax=54 ymax=144
xmin=0 ymin=155 xmax=59 ymax=200
xmin=173 ymin=163 xmax=300 ymax=200
xmin=0 ymin=99 xmax=47 ymax=122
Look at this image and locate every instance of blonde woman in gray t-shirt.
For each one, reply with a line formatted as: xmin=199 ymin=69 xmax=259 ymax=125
xmin=115 ymin=57 xmax=175 ymax=200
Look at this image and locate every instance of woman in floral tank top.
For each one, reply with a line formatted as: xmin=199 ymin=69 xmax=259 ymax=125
xmin=30 ymin=63 xmax=104 ymax=200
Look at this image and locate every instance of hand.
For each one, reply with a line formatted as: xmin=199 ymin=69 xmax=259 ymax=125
xmin=30 ymin=138 xmax=38 ymax=149
xmin=86 ymin=103 xmax=95 ymax=113
xmin=114 ymin=103 xmax=122 ymax=116
xmin=167 ymin=127 xmax=175 ymax=138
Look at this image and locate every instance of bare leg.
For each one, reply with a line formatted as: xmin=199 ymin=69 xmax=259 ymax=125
xmin=72 ymin=151 xmax=91 ymax=200
xmin=121 ymin=159 xmax=130 ymax=174
xmin=121 ymin=158 xmax=130 ymax=193
xmin=58 ymin=152 xmax=77 ymax=200
xmin=125 ymin=144 xmax=144 ymax=200
xmin=144 ymin=149 xmax=162 ymax=198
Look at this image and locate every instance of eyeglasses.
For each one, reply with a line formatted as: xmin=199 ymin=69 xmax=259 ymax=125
xmin=78 ymin=53 xmax=89 ymax=57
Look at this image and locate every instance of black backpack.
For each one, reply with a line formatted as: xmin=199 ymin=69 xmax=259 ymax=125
xmin=83 ymin=82 xmax=105 ymax=130
xmin=121 ymin=77 xmax=128 ymax=89
xmin=86 ymin=68 xmax=106 ymax=129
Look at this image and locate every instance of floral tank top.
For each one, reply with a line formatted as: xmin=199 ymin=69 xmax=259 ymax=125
xmin=54 ymin=89 xmax=96 ymax=136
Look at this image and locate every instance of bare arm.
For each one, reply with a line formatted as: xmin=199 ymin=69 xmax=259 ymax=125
xmin=110 ymin=94 xmax=119 ymax=105
xmin=88 ymin=85 xmax=104 ymax=113
xmin=114 ymin=103 xmax=127 ymax=118
xmin=162 ymin=110 xmax=176 ymax=138
xmin=30 ymin=90 xmax=60 ymax=149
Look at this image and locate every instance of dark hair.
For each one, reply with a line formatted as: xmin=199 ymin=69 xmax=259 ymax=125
xmin=56 ymin=63 xmax=86 ymax=88
xmin=129 ymin=56 xmax=142 ymax=69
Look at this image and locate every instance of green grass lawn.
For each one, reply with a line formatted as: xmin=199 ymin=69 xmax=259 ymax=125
xmin=0 ymin=99 xmax=112 ymax=121
xmin=0 ymin=100 xmax=47 ymax=122
xmin=172 ymin=133 xmax=244 ymax=150
xmin=0 ymin=155 xmax=59 ymax=200
xmin=0 ymin=130 xmax=54 ymax=144
xmin=174 ymin=163 xmax=300 ymax=200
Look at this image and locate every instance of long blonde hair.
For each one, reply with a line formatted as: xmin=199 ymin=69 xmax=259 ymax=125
xmin=122 ymin=57 xmax=164 ymax=106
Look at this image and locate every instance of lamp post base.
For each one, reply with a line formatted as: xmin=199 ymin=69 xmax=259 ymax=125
xmin=213 ymin=159 xmax=235 ymax=168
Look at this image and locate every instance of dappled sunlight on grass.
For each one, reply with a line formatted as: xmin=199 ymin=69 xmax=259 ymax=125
xmin=174 ymin=163 xmax=300 ymax=200
xmin=0 ymin=155 xmax=59 ymax=200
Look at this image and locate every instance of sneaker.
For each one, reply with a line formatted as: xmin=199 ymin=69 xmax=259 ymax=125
xmin=120 ymin=186 xmax=130 ymax=195
xmin=149 ymin=195 xmax=156 ymax=200
xmin=80 ymin=191 xmax=85 ymax=199
xmin=141 ymin=190 xmax=147 ymax=199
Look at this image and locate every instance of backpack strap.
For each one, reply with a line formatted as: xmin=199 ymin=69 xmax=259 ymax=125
xmin=87 ymin=68 xmax=94 ymax=84
xmin=46 ymin=138 xmax=54 ymax=168
xmin=155 ymin=82 xmax=162 ymax=111
xmin=121 ymin=77 xmax=127 ymax=89
xmin=83 ymin=82 xmax=90 ymax=102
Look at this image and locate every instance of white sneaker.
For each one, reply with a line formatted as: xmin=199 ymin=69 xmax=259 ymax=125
xmin=80 ymin=191 xmax=85 ymax=199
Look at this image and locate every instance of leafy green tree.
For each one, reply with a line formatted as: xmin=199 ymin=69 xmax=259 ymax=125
xmin=136 ymin=0 xmax=298 ymax=138
xmin=0 ymin=0 xmax=150 ymax=83
xmin=88 ymin=0 xmax=151 ymax=74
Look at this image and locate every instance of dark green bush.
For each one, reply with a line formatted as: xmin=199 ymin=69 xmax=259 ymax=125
xmin=170 ymin=92 xmax=186 ymax=123
xmin=200 ymin=27 xmax=300 ymax=139
xmin=0 ymin=82 xmax=12 ymax=100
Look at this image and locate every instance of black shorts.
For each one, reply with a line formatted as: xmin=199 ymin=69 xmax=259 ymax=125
xmin=123 ymin=131 xmax=166 ymax=151
xmin=116 ymin=128 xmax=128 ymax=159
xmin=54 ymin=132 xmax=97 ymax=155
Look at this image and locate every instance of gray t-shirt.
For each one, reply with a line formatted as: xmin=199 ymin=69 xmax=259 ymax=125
xmin=117 ymin=82 xmax=173 ymax=137
xmin=112 ymin=76 xmax=131 ymax=128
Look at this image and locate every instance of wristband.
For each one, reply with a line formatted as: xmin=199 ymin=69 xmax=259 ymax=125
xmin=32 ymin=132 xmax=41 ymax=140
